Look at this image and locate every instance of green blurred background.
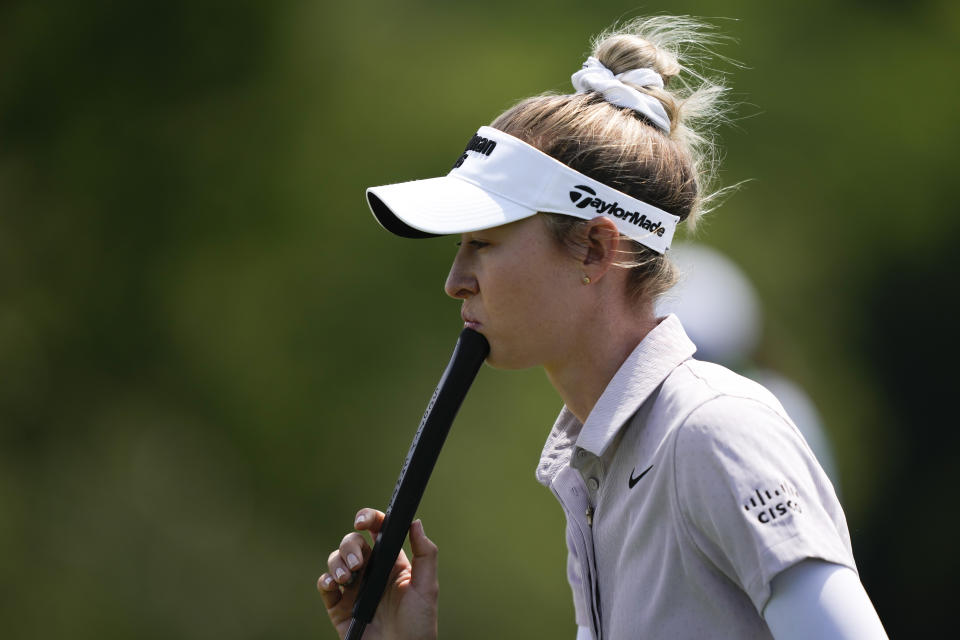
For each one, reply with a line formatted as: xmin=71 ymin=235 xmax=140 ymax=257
xmin=1 ymin=0 xmax=957 ymax=637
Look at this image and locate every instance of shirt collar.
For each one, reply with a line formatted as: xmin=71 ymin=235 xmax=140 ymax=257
xmin=537 ymin=314 xmax=696 ymax=485
xmin=577 ymin=314 xmax=696 ymax=456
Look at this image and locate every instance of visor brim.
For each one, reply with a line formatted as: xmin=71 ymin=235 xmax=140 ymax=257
xmin=366 ymin=176 xmax=537 ymax=238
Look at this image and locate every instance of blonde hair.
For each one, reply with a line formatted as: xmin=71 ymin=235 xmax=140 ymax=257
xmin=490 ymin=16 xmax=733 ymax=302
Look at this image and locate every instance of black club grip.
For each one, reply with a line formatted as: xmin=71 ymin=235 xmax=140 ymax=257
xmin=345 ymin=328 xmax=489 ymax=640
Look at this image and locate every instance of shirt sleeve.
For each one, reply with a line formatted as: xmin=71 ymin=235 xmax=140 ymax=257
xmin=673 ymin=394 xmax=857 ymax=614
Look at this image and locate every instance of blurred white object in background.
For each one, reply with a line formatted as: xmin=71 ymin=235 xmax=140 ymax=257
xmin=657 ymin=243 xmax=841 ymax=490
xmin=657 ymin=243 xmax=762 ymax=366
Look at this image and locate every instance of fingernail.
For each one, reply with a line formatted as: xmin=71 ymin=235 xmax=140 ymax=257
xmin=322 ymin=575 xmax=333 ymax=588
xmin=347 ymin=553 xmax=360 ymax=569
xmin=355 ymin=513 xmax=366 ymax=526
xmin=335 ymin=567 xmax=348 ymax=581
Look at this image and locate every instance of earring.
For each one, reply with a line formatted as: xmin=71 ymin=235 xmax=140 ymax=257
xmin=581 ymin=273 xmax=591 ymax=285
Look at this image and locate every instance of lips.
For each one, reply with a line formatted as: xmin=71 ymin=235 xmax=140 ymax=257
xmin=461 ymin=309 xmax=482 ymax=329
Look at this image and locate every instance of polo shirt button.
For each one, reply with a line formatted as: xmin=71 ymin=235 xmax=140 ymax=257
xmin=576 ymin=450 xmax=587 ymax=459
xmin=587 ymin=477 xmax=600 ymax=491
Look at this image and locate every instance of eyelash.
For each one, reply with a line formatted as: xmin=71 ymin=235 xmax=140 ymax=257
xmin=456 ymin=240 xmax=489 ymax=249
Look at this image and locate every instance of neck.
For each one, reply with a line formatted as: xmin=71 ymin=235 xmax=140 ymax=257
xmin=544 ymin=302 xmax=659 ymax=424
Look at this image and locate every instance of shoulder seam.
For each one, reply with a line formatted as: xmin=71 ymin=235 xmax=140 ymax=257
xmin=677 ymin=362 xmax=796 ymax=433
xmin=667 ymin=377 xmax=797 ymax=571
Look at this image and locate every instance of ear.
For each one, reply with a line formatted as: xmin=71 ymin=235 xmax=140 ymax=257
xmin=580 ymin=216 xmax=621 ymax=281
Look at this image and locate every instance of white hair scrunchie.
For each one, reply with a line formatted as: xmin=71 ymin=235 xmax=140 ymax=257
xmin=571 ymin=56 xmax=671 ymax=134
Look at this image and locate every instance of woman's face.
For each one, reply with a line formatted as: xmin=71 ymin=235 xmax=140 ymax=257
xmin=444 ymin=215 xmax=583 ymax=369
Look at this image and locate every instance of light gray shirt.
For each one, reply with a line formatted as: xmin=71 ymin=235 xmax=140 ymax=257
xmin=536 ymin=315 xmax=856 ymax=640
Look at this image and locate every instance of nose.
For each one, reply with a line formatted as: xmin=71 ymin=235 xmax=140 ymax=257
xmin=444 ymin=249 xmax=478 ymax=299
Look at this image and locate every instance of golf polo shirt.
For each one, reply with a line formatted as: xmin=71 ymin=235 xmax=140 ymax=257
xmin=536 ymin=314 xmax=857 ymax=640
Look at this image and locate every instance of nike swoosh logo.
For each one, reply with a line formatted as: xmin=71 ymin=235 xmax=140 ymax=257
xmin=628 ymin=464 xmax=654 ymax=489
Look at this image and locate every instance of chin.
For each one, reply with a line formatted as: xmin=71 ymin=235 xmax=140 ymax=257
xmin=484 ymin=341 xmax=540 ymax=371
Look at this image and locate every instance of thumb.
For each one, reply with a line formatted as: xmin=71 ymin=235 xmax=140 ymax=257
xmin=408 ymin=519 xmax=439 ymax=596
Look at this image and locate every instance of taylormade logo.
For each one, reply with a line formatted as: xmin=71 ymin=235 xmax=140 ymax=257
xmin=569 ymin=185 xmax=666 ymax=237
xmin=452 ymin=133 xmax=497 ymax=169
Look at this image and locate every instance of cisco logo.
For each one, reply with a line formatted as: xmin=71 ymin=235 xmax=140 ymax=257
xmin=743 ymin=482 xmax=803 ymax=524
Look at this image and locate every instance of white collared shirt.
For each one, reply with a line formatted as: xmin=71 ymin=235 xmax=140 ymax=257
xmin=536 ymin=315 xmax=856 ymax=640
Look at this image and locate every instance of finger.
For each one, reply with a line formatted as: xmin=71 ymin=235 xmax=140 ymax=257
xmin=353 ymin=508 xmax=385 ymax=537
xmin=352 ymin=508 xmax=412 ymax=582
xmin=339 ymin=531 xmax=372 ymax=573
xmin=317 ymin=573 xmax=342 ymax=610
xmin=327 ymin=549 xmax=354 ymax=586
xmin=408 ymin=519 xmax=439 ymax=596
xmin=319 ymin=571 xmax=356 ymax=634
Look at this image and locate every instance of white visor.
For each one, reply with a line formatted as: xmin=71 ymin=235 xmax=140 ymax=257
xmin=366 ymin=126 xmax=679 ymax=254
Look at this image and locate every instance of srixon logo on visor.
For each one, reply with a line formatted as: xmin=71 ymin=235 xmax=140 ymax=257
xmin=452 ymin=133 xmax=497 ymax=169
xmin=569 ymin=185 xmax=666 ymax=238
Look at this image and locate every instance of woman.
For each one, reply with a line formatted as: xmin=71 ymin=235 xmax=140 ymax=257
xmin=318 ymin=17 xmax=888 ymax=640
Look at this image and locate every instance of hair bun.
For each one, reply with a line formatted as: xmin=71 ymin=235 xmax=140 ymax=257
xmin=594 ymin=33 xmax=680 ymax=85
xmin=586 ymin=17 xmax=731 ymax=154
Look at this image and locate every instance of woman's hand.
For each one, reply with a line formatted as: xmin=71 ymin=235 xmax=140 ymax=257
xmin=318 ymin=508 xmax=439 ymax=640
